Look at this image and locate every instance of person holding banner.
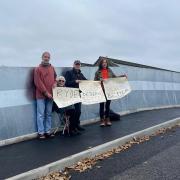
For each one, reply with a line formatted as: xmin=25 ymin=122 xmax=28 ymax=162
xmin=65 ymin=60 xmax=87 ymax=131
xmin=53 ymin=76 xmax=80 ymax=136
xmin=34 ymin=52 xmax=57 ymax=139
xmin=94 ymin=57 xmax=116 ymax=127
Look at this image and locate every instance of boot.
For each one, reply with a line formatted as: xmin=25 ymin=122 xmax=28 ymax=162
xmin=100 ymin=118 xmax=106 ymax=127
xmin=105 ymin=117 xmax=112 ymax=126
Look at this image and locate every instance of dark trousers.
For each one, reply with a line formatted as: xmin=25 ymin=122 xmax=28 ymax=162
xmin=99 ymin=100 xmax=111 ymax=119
xmin=74 ymin=103 xmax=81 ymax=127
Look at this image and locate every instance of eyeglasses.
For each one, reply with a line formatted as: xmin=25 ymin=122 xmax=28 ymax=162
xmin=59 ymin=80 xmax=65 ymax=82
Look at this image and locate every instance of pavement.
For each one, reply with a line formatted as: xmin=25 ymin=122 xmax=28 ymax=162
xmin=1 ymin=107 xmax=180 ymax=179
xmin=71 ymin=125 xmax=180 ymax=180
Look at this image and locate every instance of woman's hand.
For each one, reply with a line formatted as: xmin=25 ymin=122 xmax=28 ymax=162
xmin=118 ymin=74 xmax=128 ymax=78
xmin=123 ymin=74 xmax=128 ymax=78
xmin=103 ymin=79 xmax=108 ymax=82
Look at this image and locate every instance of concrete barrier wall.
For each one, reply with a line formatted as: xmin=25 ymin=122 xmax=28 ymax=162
xmin=1 ymin=65 xmax=180 ymax=141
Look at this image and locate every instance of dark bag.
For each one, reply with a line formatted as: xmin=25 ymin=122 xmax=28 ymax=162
xmin=109 ymin=109 xmax=121 ymax=121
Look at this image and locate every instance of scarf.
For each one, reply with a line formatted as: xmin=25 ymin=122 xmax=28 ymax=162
xmin=41 ymin=60 xmax=50 ymax=66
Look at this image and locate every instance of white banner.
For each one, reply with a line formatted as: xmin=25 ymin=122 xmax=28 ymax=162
xmin=53 ymin=87 xmax=81 ymax=108
xmin=53 ymin=78 xmax=131 ymax=108
xmin=79 ymin=80 xmax=106 ymax=105
xmin=103 ymin=77 xmax=132 ymax=100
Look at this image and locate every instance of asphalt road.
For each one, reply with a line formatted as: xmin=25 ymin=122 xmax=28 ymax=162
xmin=0 ymin=107 xmax=180 ymax=179
xmin=72 ymin=126 xmax=180 ymax=180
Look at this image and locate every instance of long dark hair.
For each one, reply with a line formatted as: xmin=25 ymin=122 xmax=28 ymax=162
xmin=98 ymin=57 xmax=109 ymax=70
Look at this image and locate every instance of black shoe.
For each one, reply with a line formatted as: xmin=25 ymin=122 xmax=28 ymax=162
xmin=45 ymin=133 xmax=55 ymax=138
xmin=69 ymin=131 xmax=78 ymax=136
xmin=62 ymin=130 xmax=71 ymax=136
xmin=73 ymin=129 xmax=82 ymax=135
xmin=76 ymin=126 xmax=85 ymax=131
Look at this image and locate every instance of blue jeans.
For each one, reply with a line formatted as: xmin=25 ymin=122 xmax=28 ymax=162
xmin=36 ymin=99 xmax=53 ymax=135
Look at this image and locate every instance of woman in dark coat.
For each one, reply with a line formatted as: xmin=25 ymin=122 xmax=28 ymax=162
xmin=53 ymin=76 xmax=79 ymax=136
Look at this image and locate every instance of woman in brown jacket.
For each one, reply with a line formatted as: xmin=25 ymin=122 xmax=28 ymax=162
xmin=94 ymin=57 xmax=116 ymax=127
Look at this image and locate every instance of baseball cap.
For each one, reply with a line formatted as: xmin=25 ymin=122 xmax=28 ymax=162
xmin=74 ymin=60 xmax=81 ymax=65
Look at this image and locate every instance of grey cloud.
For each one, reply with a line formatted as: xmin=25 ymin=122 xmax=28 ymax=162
xmin=0 ymin=0 xmax=180 ymax=71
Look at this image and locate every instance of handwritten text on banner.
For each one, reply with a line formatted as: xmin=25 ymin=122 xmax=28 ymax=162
xmin=103 ymin=77 xmax=131 ymax=100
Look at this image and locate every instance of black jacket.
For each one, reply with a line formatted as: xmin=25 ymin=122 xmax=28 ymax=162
xmin=65 ymin=68 xmax=87 ymax=88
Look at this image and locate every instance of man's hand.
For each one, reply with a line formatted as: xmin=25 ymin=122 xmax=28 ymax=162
xmin=75 ymin=80 xmax=81 ymax=83
xmin=52 ymin=83 xmax=57 ymax=89
xmin=45 ymin=92 xmax=53 ymax=99
xmin=47 ymin=93 xmax=53 ymax=99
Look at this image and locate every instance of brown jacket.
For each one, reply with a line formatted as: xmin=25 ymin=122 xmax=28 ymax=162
xmin=94 ymin=68 xmax=116 ymax=81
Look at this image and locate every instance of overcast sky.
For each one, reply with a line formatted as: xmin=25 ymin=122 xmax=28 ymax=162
xmin=0 ymin=0 xmax=180 ymax=71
